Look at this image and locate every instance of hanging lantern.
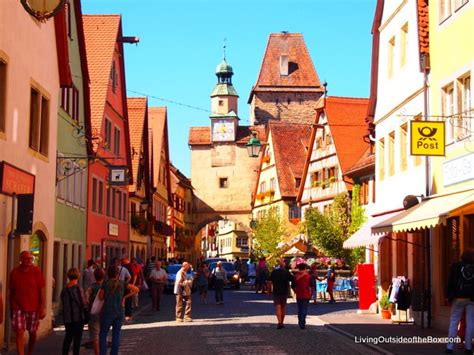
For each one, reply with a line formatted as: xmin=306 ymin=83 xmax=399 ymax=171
xmin=246 ymin=131 xmax=262 ymax=158
xmin=20 ymin=0 xmax=66 ymax=22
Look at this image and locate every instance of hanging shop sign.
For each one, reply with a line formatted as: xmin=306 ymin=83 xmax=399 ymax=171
xmin=109 ymin=166 xmax=128 ymax=186
xmin=443 ymin=153 xmax=474 ymax=187
xmin=410 ymin=121 xmax=445 ymax=156
xmin=0 ymin=161 xmax=35 ymax=195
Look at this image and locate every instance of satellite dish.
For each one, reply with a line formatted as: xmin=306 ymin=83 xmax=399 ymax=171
xmin=403 ymin=195 xmax=419 ymax=209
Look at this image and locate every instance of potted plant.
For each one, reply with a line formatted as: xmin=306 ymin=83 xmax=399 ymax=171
xmin=379 ymin=294 xmax=391 ymax=319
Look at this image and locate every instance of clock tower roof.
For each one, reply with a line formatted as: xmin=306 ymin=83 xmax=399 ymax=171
xmin=211 ymin=58 xmax=239 ymax=98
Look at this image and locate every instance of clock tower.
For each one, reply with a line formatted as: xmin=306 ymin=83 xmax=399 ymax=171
xmin=210 ymin=59 xmax=239 ymax=143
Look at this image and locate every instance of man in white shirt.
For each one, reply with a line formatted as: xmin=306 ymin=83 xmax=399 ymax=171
xmin=174 ymin=262 xmax=192 ymax=322
xmin=150 ymin=261 xmax=167 ymax=311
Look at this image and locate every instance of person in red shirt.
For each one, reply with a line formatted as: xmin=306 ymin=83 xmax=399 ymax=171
xmin=292 ymin=263 xmax=313 ymax=329
xmin=9 ymin=250 xmax=46 ymax=355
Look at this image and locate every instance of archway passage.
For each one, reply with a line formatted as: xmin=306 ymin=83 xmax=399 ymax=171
xmin=30 ymin=230 xmax=46 ymax=271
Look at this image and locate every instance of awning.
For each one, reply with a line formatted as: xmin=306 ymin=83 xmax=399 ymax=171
xmin=343 ymin=211 xmax=400 ymax=249
xmin=372 ymin=190 xmax=474 ymax=234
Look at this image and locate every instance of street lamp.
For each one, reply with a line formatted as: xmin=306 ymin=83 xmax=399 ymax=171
xmin=20 ymin=0 xmax=66 ymax=22
xmin=246 ymin=131 xmax=262 ymax=158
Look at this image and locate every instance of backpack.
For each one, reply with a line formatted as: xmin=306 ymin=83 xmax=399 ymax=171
xmin=458 ymin=263 xmax=474 ymax=298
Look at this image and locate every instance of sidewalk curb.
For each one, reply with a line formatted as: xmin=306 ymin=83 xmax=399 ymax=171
xmin=320 ymin=320 xmax=394 ymax=355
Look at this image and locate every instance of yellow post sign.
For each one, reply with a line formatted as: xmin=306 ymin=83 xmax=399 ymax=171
xmin=410 ymin=121 xmax=445 ymax=156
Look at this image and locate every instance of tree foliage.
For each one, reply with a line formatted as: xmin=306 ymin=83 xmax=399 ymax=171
xmin=305 ymin=189 xmax=366 ymax=270
xmin=251 ymin=208 xmax=287 ymax=259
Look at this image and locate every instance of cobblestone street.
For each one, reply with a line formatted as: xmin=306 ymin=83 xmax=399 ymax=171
xmin=26 ymin=286 xmax=380 ymax=355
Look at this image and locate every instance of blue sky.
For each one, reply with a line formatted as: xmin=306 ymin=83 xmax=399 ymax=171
xmin=82 ymin=0 xmax=377 ymax=176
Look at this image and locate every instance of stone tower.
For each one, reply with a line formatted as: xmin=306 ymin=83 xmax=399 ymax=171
xmin=248 ymin=32 xmax=324 ymax=125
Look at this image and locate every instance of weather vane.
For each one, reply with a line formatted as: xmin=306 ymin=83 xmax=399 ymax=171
xmin=223 ymin=38 xmax=227 ymax=61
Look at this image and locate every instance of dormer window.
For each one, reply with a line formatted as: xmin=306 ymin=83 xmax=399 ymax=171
xmin=280 ymin=54 xmax=289 ymax=76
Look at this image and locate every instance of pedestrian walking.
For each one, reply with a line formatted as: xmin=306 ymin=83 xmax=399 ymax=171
xmin=293 ymin=263 xmax=314 ymax=329
xmin=196 ymin=263 xmax=210 ymax=304
xmin=256 ymin=257 xmax=269 ymax=293
xmin=175 ymin=262 xmax=193 ymax=322
xmin=83 ymin=259 xmax=97 ymax=290
xmin=149 ymin=260 xmax=167 ymax=311
xmin=98 ymin=265 xmax=139 ymax=355
xmin=85 ymin=267 xmax=106 ymax=355
xmin=213 ymin=261 xmax=227 ymax=305
xmin=8 ymin=250 xmax=46 ymax=355
xmin=325 ymin=262 xmax=336 ymax=303
xmin=445 ymin=248 xmax=474 ymax=354
xmin=121 ymin=256 xmax=135 ymax=321
xmin=60 ymin=268 xmax=87 ymax=355
xmin=270 ymin=258 xmax=293 ymax=329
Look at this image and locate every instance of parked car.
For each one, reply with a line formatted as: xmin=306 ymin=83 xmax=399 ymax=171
xmin=164 ymin=264 xmax=196 ymax=293
xmin=205 ymin=257 xmax=227 ymax=264
xmin=208 ymin=262 xmax=240 ymax=289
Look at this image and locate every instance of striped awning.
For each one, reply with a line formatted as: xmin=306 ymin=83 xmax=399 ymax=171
xmin=371 ymin=190 xmax=474 ymax=234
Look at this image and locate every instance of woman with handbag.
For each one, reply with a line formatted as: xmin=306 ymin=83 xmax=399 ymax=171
xmin=60 ymin=267 xmax=88 ymax=355
xmin=98 ymin=265 xmax=139 ymax=355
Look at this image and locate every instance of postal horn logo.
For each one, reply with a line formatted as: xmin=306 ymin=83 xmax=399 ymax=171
xmin=411 ymin=121 xmax=445 ymax=156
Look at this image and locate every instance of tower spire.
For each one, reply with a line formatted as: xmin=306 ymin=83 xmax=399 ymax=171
xmin=223 ymin=38 xmax=227 ymax=61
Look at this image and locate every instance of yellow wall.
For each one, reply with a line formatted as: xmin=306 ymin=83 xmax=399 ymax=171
xmin=429 ymin=2 xmax=474 ymax=195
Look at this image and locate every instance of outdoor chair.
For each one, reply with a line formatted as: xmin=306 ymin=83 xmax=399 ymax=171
xmin=333 ymin=277 xmax=352 ymax=300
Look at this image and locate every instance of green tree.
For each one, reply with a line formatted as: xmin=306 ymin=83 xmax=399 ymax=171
xmin=349 ymin=185 xmax=367 ymax=267
xmin=251 ymin=208 xmax=287 ymax=261
xmin=305 ymin=190 xmax=366 ymax=270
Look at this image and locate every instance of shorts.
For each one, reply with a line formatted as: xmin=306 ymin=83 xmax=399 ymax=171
xmin=88 ymin=315 xmax=100 ymax=340
xmin=273 ymin=295 xmax=288 ymax=306
xmin=11 ymin=309 xmax=40 ymax=333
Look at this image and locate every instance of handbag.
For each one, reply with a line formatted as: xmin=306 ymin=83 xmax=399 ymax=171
xmin=90 ymin=290 xmax=104 ymax=315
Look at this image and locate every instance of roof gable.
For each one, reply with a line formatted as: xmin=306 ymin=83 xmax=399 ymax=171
xmin=252 ymin=33 xmax=323 ymax=91
xmin=83 ymin=15 xmax=121 ymax=134
xmin=127 ymin=97 xmax=147 ymax=193
xmin=324 ymin=96 xmax=370 ymax=175
xmin=271 ymin=123 xmax=312 ymax=197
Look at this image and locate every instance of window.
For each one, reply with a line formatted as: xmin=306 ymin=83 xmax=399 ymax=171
xmin=400 ymin=23 xmax=408 ymax=67
xmin=106 ymin=186 xmax=111 ymax=216
xmin=413 ymin=114 xmax=423 ymax=166
xmin=388 ymin=132 xmax=395 ymax=176
xmin=444 ymin=74 xmax=472 ymax=142
xmin=236 ymin=237 xmax=248 ymax=248
xmin=29 ymin=87 xmax=50 ymax=156
xmin=66 ymin=0 xmax=72 ymax=39
xmin=326 ymin=134 xmax=332 ymax=145
xmin=98 ymin=181 xmax=104 ymax=214
xmin=218 ymin=100 xmax=224 ymax=106
xmin=289 ymin=204 xmax=301 ymax=220
xmin=400 ymin=124 xmax=408 ymax=171
xmin=359 ymin=180 xmax=369 ymax=205
xmin=295 ymin=177 xmax=301 ymax=189
xmin=0 ymin=59 xmax=6 ymax=133
xmin=104 ymin=119 xmax=112 ymax=149
xmin=259 ymin=181 xmax=266 ymax=192
xmin=118 ymin=190 xmax=122 ymax=219
xmin=111 ymin=187 xmax=116 ymax=218
xmin=114 ymin=127 xmax=120 ymax=156
xmin=122 ymin=192 xmax=127 ymax=220
xmin=378 ymin=138 xmax=385 ymax=180
xmin=440 ymin=0 xmax=452 ymax=22
xmin=92 ymin=178 xmax=97 ymax=212
xmin=388 ymin=37 xmax=395 ymax=78
xmin=219 ymin=177 xmax=228 ymax=188
xmin=269 ymin=178 xmax=276 ymax=192
xmin=110 ymin=60 xmax=118 ymax=93
xmin=60 ymin=86 xmax=79 ymax=122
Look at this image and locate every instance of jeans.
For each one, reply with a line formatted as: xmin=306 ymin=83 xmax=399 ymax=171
xmin=124 ymin=297 xmax=132 ymax=317
xmin=297 ymin=299 xmax=310 ymax=328
xmin=99 ymin=313 xmax=123 ymax=355
xmin=447 ymin=298 xmax=474 ymax=350
xmin=62 ymin=321 xmax=83 ymax=355
xmin=215 ymin=279 xmax=224 ymax=303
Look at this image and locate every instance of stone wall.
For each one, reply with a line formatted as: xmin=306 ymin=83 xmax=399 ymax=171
xmin=250 ymin=91 xmax=322 ymax=125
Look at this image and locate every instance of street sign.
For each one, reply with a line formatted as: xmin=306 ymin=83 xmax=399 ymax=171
xmin=410 ymin=121 xmax=445 ymax=156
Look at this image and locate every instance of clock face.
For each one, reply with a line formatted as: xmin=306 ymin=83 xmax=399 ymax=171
xmin=212 ymin=120 xmax=235 ymax=142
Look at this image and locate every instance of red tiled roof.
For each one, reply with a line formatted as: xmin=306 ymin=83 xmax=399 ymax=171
xmin=249 ymin=33 xmax=323 ymax=101
xmin=344 ymin=146 xmax=375 ymax=178
xmin=417 ymin=0 xmax=429 ymax=59
xmin=127 ymin=97 xmax=147 ymax=193
xmin=188 ymin=125 xmax=266 ymax=146
xmin=83 ymin=15 xmax=121 ymax=134
xmin=271 ymin=123 xmax=312 ymax=198
xmin=324 ymin=96 xmax=370 ymax=175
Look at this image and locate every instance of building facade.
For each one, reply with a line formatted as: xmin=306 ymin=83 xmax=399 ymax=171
xmin=83 ymin=15 xmax=133 ymax=265
xmin=0 ymin=0 xmax=61 ymax=345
